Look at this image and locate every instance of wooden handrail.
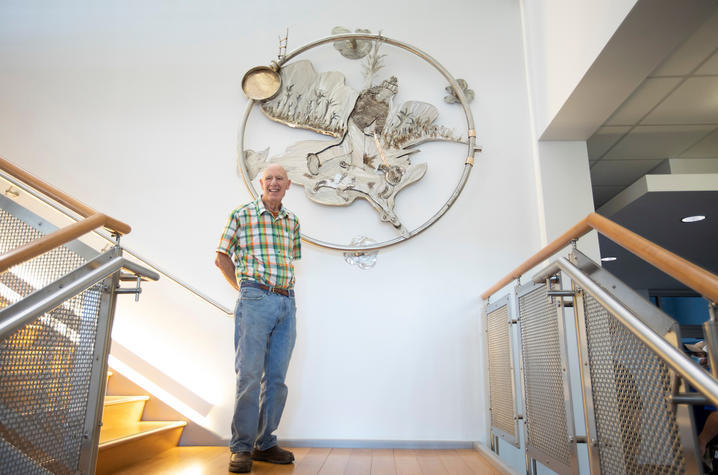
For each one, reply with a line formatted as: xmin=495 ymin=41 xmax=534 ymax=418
xmin=0 ymin=156 xmax=133 ymax=274
xmin=482 ymin=212 xmax=718 ymax=303
xmin=0 ymin=156 xmax=130 ymax=235
xmin=481 ymin=216 xmax=592 ymax=299
xmin=0 ymin=214 xmax=109 ymax=273
xmin=586 ymin=213 xmax=718 ymax=303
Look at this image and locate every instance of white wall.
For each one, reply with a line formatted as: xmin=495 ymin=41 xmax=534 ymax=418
xmin=0 ymin=0 xmax=544 ymax=445
xmin=537 ymin=141 xmax=600 ymax=258
xmin=520 ymin=0 xmax=637 ymax=138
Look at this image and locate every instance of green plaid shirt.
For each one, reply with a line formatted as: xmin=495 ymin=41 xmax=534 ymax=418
xmin=217 ymin=198 xmax=301 ymax=289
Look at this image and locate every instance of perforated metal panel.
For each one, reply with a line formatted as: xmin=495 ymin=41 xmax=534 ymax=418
xmin=518 ymin=283 xmax=577 ymax=474
xmin=0 ymin=208 xmax=87 ymax=308
xmin=0 ymin=201 xmax=112 ymax=473
xmin=580 ymin=290 xmax=686 ymax=474
xmin=487 ymin=300 xmax=519 ymax=446
xmin=0 ymin=283 xmax=104 ymax=474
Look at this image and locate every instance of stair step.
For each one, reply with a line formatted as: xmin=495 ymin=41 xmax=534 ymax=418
xmin=96 ymin=420 xmax=186 ymax=474
xmin=101 ymin=395 xmax=149 ymax=430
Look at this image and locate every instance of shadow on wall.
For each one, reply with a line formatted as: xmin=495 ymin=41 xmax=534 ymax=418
xmin=108 ymin=340 xmax=226 ymax=446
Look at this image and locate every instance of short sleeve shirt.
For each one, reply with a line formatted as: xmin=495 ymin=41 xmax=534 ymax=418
xmin=217 ymin=198 xmax=301 ymax=289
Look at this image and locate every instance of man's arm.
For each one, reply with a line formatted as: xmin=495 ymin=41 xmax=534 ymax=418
xmin=215 ymin=252 xmax=239 ymax=291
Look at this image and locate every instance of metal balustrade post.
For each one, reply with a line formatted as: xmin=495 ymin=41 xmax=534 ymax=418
xmin=705 ymin=302 xmax=718 ymax=379
xmin=78 ymin=264 xmax=121 ymax=474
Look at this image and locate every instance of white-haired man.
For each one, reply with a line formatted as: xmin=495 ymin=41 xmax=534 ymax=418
xmin=215 ymin=164 xmax=301 ymax=473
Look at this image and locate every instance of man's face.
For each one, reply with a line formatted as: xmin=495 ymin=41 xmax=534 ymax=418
xmin=260 ymin=165 xmax=291 ymax=204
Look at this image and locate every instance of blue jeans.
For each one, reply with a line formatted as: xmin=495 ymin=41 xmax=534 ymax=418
xmin=230 ymin=283 xmax=296 ymax=452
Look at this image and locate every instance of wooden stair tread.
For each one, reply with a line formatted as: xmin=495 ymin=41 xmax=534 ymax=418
xmin=98 ymin=369 xmax=187 ymax=474
xmin=103 ymin=395 xmax=149 ymax=405
xmin=99 ymin=420 xmax=187 ymax=448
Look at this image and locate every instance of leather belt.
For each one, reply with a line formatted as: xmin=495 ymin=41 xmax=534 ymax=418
xmin=241 ymin=280 xmax=294 ymax=297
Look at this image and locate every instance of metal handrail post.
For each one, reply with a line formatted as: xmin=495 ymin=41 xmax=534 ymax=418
xmin=705 ymin=302 xmax=718 ymax=379
xmin=0 ymin=252 xmax=159 ymax=339
xmin=78 ymin=269 xmax=121 ymax=474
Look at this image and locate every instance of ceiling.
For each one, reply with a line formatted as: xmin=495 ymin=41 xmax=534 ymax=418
xmin=587 ymin=7 xmax=718 ymax=209
xmin=584 ymin=5 xmax=718 ymax=292
xmin=597 ymin=190 xmax=718 ymax=291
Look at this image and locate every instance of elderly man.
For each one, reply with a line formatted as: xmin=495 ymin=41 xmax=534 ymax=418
xmin=215 ymin=164 xmax=301 ymax=473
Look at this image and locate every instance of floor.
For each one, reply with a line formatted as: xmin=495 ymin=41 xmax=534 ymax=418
xmin=111 ymin=446 xmax=502 ymax=474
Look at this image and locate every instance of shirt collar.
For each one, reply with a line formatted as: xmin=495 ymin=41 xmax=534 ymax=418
xmin=256 ymin=196 xmax=287 ymax=219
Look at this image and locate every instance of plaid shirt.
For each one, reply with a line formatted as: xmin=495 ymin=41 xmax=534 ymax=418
xmin=217 ymin=198 xmax=301 ymax=289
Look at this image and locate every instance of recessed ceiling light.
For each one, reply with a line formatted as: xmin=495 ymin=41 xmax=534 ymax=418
xmin=681 ymin=215 xmax=706 ymax=223
xmin=601 ymin=257 xmax=617 ymax=262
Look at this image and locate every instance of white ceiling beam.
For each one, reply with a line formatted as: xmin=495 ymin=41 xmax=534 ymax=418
xmin=541 ymin=0 xmax=717 ymax=141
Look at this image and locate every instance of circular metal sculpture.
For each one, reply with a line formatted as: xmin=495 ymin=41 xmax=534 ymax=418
xmin=238 ymin=32 xmax=479 ymax=252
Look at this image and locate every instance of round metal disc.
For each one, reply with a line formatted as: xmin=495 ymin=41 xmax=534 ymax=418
xmin=241 ymin=66 xmax=281 ymax=101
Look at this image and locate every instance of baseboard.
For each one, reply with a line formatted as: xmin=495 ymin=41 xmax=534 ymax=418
xmin=277 ymin=439 xmax=475 ymax=449
xmin=473 ymin=441 xmax=518 ymax=475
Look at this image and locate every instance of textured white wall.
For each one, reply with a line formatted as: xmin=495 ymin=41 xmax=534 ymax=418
xmin=0 ymin=0 xmax=547 ymax=444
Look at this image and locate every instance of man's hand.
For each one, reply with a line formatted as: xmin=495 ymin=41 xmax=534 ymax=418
xmin=215 ymin=252 xmax=239 ymax=291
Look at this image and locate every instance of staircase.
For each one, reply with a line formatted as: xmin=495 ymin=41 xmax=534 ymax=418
xmin=96 ymin=371 xmax=187 ymax=474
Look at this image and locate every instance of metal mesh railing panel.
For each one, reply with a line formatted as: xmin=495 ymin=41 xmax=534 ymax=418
xmin=581 ymin=290 xmax=686 ymax=474
xmin=0 ymin=208 xmax=87 ymax=309
xmin=519 ymin=285 xmax=573 ymax=468
xmin=487 ymin=304 xmax=517 ymax=440
xmin=0 ymin=282 xmax=103 ymax=474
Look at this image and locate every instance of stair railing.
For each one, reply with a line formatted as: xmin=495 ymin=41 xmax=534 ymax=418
xmin=483 ymin=212 xmax=718 ymax=474
xmin=0 ymin=157 xmax=131 ymax=273
xmin=0 ymin=156 xmax=232 ymax=316
xmin=0 ymin=157 xmax=158 ymax=474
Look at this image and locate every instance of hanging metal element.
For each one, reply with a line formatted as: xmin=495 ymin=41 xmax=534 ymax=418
xmin=343 ymin=236 xmax=378 ymax=269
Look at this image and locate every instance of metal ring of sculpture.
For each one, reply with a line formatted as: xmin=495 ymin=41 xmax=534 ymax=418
xmin=238 ymin=33 xmax=478 ymax=252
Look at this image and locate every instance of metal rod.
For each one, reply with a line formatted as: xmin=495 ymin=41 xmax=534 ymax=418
xmin=0 ymin=171 xmax=233 ymax=315
xmin=571 ymin=286 xmax=602 ymax=475
xmin=671 ymin=393 xmax=710 ymax=405
xmin=79 ymin=271 xmax=119 ymax=474
xmin=121 ymin=260 xmax=159 ymax=282
xmin=114 ymin=288 xmax=142 ymax=295
xmin=704 ymin=317 xmax=718 ymax=379
xmin=0 ymin=256 xmax=124 ymax=338
xmin=546 ymin=290 xmax=575 ymax=297
xmin=556 ymin=256 xmax=718 ymax=407
xmin=0 ymin=253 xmax=158 ymax=339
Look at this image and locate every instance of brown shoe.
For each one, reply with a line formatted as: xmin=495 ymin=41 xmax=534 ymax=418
xmin=229 ymin=451 xmax=252 ymax=473
xmin=251 ymin=445 xmax=295 ymax=464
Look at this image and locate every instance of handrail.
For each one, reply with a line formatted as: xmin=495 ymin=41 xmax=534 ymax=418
xmin=482 ymin=211 xmax=718 ymax=303
xmin=0 ymin=251 xmax=159 ymax=338
xmin=0 ymin=167 xmax=234 ymax=316
xmin=0 ymin=214 xmax=104 ymax=273
xmin=0 ymin=157 xmax=130 ymax=234
xmin=0 ymin=156 xmax=132 ymax=274
xmin=555 ymin=256 xmax=718 ymax=407
xmin=481 ymin=216 xmax=592 ymax=299
xmin=586 ymin=213 xmax=718 ymax=303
